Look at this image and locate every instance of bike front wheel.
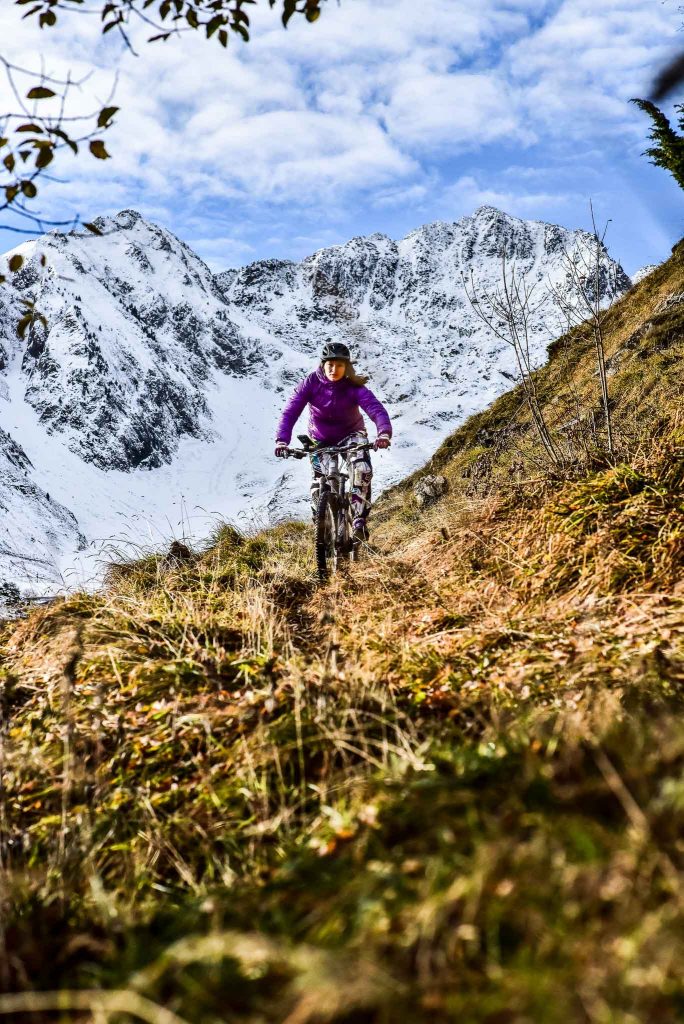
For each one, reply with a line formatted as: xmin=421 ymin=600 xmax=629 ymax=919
xmin=315 ymin=490 xmax=338 ymax=581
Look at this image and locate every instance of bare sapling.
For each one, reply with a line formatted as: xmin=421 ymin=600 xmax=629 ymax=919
xmin=0 ymin=56 xmax=118 ymax=239
xmin=463 ymin=255 xmax=564 ymax=468
xmin=549 ymin=205 xmax=618 ymax=458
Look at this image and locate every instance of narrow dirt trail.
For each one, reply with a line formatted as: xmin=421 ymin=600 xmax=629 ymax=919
xmin=278 ymin=534 xmax=452 ymax=700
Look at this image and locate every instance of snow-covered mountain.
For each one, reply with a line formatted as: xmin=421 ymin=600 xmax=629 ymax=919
xmin=0 ymin=426 xmax=83 ymax=601
xmin=631 ymin=263 xmax=659 ymax=285
xmin=0 ymin=206 xmax=630 ymax=596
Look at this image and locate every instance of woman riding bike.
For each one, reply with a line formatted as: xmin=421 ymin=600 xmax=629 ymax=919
xmin=274 ymin=342 xmax=392 ymax=542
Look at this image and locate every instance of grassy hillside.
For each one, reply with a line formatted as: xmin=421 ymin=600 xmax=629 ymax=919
xmin=1 ymin=244 xmax=683 ymax=1024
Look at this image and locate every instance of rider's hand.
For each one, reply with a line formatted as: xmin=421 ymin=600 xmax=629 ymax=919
xmin=275 ymin=442 xmax=289 ymax=458
xmin=374 ymin=434 xmax=391 ymax=451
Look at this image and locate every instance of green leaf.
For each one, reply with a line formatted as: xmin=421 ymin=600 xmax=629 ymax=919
xmin=83 ymin=222 xmax=104 ymax=235
xmin=218 ymin=27 xmax=228 ymax=47
xmin=3 ymin=153 xmax=15 ymax=172
xmin=97 ymin=105 xmax=119 ymax=128
xmin=39 ymin=9 xmax=57 ymax=26
xmin=5 ymin=185 xmax=19 ymax=203
xmin=26 ymin=86 xmax=56 ymax=100
xmin=20 ymin=180 xmax=37 ymax=198
xmin=0 ymin=138 xmax=8 ymax=149
xmin=306 ymin=5 xmax=320 ymax=22
xmin=0 ymin=276 xmax=6 ymax=285
xmin=9 ymin=254 xmax=24 ymax=273
xmin=89 ymin=140 xmax=110 ymax=160
xmin=16 ymin=123 xmax=43 ymax=133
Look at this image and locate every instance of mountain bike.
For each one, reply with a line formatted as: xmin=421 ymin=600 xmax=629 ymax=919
xmin=282 ymin=435 xmax=377 ymax=581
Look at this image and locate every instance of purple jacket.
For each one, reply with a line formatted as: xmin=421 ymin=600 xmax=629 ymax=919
xmin=276 ymin=367 xmax=392 ymax=445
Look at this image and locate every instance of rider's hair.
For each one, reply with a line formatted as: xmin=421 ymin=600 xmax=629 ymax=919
xmin=345 ymin=361 xmax=369 ymax=387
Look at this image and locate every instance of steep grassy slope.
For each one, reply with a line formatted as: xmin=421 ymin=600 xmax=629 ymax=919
xmin=0 ymin=245 xmax=683 ymax=1024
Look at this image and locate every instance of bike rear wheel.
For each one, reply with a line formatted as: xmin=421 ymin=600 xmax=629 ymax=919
xmin=315 ymin=490 xmax=338 ymax=581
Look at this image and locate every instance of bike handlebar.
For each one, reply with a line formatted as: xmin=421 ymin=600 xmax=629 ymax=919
xmin=282 ymin=441 xmax=380 ymax=460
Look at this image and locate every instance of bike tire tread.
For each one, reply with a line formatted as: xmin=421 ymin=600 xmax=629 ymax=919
xmin=315 ymin=490 xmax=336 ymax=581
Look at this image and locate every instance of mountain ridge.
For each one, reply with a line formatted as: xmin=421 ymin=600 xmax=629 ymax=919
xmin=0 ymin=204 xmax=631 ymax=595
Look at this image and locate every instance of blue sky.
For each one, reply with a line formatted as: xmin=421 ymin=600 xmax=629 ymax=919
xmin=0 ymin=0 xmax=682 ymax=275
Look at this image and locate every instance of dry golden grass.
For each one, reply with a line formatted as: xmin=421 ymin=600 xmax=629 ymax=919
xmin=0 ymin=241 xmax=683 ymax=1023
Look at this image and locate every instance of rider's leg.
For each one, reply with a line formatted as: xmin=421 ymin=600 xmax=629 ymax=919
xmin=349 ymin=452 xmax=372 ymax=530
xmin=337 ymin=431 xmax=372 ymax=523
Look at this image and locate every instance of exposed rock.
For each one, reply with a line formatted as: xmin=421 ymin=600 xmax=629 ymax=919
xmin=655 ymin=292 xmax=684 ymax=313
xmin=0 ymin=580 xmax=21 ymax=606
xmin=414 ymin=475 xmax=448 ymax=508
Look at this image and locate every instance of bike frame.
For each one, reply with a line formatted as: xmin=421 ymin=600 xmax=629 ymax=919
xmin=283 ymin=440 xmax=375 ymax=571
xmin=316 ymin=448 xmax=352 ymax=555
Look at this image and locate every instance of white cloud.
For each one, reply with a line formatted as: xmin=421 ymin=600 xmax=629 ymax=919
xmin=0 ymin=0 xmax=680 ymax=271
xmin=372 ymin=183 xmax=431 ymax=209
xmin=246 ymin=0 xmax=534 ymax=67
xmin=379 ymin=70 xmax=530 ymax=149
xmin=441 ymin=174 xmax=574 ymax=220
xmin=182 ymin=108 xmax=416 ymax=196
xmin=508 ymin=0 xmax=679 ymax=136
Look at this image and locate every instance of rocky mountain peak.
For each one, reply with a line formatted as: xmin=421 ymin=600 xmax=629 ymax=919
xmin=472 ymin=204 xmax=512 ymax=222
xmin=0 ymin=205 xmax=633 ymax=595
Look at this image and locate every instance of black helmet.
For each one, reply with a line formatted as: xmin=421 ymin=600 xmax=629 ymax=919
xmin=320 ymin=341 xmax=350 ymax=362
